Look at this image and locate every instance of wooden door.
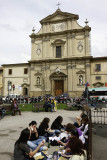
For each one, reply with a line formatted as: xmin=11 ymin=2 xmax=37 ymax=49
xmin=55 ymin=80 xmax=64 ymax=96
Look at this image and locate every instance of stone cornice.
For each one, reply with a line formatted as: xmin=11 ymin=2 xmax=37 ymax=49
xmin=91 ymin=57 xmax=107 ymax=61
xmin=29 ymin=27 xmax=91 ymax=39
xmin=2 ymin=63 xmax=29 ymax=67
xmin=28 ymin=56 xmax=93 ymax=64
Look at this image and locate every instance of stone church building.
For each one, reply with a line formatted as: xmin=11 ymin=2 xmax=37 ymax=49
xmin=1 ymin=9 xmax=107 ymax=97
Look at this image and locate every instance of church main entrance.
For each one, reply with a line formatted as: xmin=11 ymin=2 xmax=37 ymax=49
xmin=55 ymin=80 xmax=64 ymax=96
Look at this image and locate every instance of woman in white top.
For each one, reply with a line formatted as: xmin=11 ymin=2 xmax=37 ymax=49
xmin=79 ymin=115 xmax=89 ymax=149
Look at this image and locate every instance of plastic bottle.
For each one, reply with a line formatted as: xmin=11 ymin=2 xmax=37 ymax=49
xmin=48 ymin=140 xmax=50 ymax=148
xmin=52 ymin=149 xmax=59 ymax=160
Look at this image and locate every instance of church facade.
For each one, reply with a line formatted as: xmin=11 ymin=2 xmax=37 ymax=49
xmin=2 ymin=9 xmax=107 ymax=97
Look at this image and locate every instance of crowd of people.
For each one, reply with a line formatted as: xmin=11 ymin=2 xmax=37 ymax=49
xmin=14 ymin=114 xmax=89 ymax=160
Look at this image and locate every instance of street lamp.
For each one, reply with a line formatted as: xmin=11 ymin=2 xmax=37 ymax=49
xmin=8 ymin=81 xmax=11 ymax=96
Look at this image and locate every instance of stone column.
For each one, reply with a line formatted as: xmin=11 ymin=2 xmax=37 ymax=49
xmin=42 ymin=38 xmax=46 ymax=58
xmin=67 ymin=61 xmax=72 ymax=92
xmin=72 ymin=61 xmax=76 ymax=91
xmin=85 ymin=31 xmax=90 ymax=56
xmin=45 ymin=63 xmax=50 ymax=92
xmin=71 ymin=33 xmax=76 ymax=56
xmin=85 ymin=60 xmax=91 ymax=84
xmin=31 ymin=39 xmax=35 ymax=60
xmin=67 ymin=34 xmax=72 ymax=57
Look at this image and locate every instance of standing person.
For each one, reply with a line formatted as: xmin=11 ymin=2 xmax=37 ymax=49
xmin=14 ymin=128 xmax=44 ymax=160
xmin=53 ymin=97 xmax=57 ymax=112
xmin=27 ymin=121 xmax=47 ymax=151
xmin=12 ymin=99 xmax=21 ymax=116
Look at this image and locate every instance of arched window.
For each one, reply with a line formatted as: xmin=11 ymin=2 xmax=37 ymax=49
xmin=36 ymin=76 xmax=40 ymax=85
xmin=79 ymin=75 xmax=83 ymax=86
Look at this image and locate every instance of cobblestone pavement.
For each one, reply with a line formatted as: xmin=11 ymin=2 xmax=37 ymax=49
xmin=0 ymin=110 xmax=81 ymax=160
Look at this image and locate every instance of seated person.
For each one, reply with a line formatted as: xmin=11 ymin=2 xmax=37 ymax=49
xmin=14 ymin=128 xmax=44 ymax=160
xmin=51 ymin=116 xmax=64 ymax=134
xmin=12 ymin=99 xmax=21 ymax=116
xmin=44 ymin=98 xmax=54 ymax=112
xmin=27 ymin=121 xmax=47 ymax=151
xmin=38 ymin=117 xmax=55 ymax=141
xmin=65 ymin=123 xmax=85 ymax=144
xmin=74 ymin=113 xmax=87 ymax=128
xmin=61 ymin=137 xmax=86 ymax=160
xmin=79 ymin=115 xmax=89 ymax=149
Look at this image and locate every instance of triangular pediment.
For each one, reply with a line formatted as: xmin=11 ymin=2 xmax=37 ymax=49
xmin=50 ymin=71 xmax=67 ymax=78
xmin=51 ymin=15 xmax=66 ymax=21
xmin=34 ymin=72 xmax=42 ymax=76
xmin=21 ymin=83 xmax=30 ymax=87
xmin=93 ymin=82 xmax=104 ymax=87
xmin=40 ymin=9 xmax=79 ymax=24
xmin=76 ymin=70 xmax=85 ymax=74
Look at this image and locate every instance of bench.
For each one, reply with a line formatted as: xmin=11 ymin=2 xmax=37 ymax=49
xmin=1 ymin=104 xmax=21 ymax=116
xmin=32 ymin=103 xmax=44 ymax=112
xmin=0 ymin=104 xmax=13 ymax=116
xmin=66 ymin=102 xmax=82 ymax=110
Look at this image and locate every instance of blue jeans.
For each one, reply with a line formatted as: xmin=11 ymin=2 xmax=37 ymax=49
xmin=27 ymin=139 xmax=44 ymax=151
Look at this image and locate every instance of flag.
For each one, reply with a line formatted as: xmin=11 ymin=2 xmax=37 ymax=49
xmin=85 ymin=82 xmax=90 ymax=87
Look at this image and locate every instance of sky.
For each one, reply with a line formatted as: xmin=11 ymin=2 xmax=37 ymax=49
xmin=0 ymin=0 xmax=107 ymax=66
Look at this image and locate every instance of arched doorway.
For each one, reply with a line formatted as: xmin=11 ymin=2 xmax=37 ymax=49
xmin=23 ymin=87 xmax=28 ymax=96
xmin=21 ymin=83 xmax=30 ymax=96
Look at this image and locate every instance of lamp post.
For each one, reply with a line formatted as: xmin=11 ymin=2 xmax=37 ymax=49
xmin=12 ymin=84 xmax=15 ymax=95
xmin=8 ymin=81 xmax=11 ymax=96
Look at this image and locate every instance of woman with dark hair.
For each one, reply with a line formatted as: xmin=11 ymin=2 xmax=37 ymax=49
xmin=27 ymin=121 xmax=47 ymax=151
xmin=58 ymin=133 xmax=86 ymax=159
xmin=79 ymin=115 xmax=89 ymax=149
xmin=38 ymin=117 xmax=54 ymax=140
xmin=65 ymin=123 xmax=85 ymax=144
xmin=51 ymin=116 xmax=64 ymax=131
xmin=14 ymin=128 xmax=44 ymax=160
xmin=67 ymin=137 xmax=86 ymax=160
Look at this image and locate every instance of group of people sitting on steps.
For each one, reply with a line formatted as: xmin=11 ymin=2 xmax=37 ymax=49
xmin=14 ymin=114 xmax=89 ymax=160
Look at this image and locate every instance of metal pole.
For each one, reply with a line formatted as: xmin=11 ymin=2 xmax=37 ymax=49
xmin=87 ymin=87 xmax=88 ymax=105
xmin=8 ymin=81 xmax=10 ymax=97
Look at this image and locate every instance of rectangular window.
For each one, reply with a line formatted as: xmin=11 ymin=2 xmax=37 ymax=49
xmin=8 ymin=69 xmax=12 ymax=75
xmin=56 ymin=46 xmax=61 ymax=58
xmin=95 ymin=64 xmax=101 ymax=72
xmin=24 ymin=68 xmax=28 ymax=74
xmin=96 ymin=76 xmax=101 ymax=80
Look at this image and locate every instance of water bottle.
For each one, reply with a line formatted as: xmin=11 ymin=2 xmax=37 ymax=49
xmin=48 ymin=140 xmax=50 ymax=148
xmin=53 ymin=150 xmax=59 ymax=160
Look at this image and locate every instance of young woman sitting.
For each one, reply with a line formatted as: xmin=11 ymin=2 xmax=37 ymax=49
xmin=14 ymin=128 xmax=44 ymax=160
xmin=38 ymin=117 xmax=54 ymax=141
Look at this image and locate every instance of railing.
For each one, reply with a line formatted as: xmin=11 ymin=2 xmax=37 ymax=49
xmin=83 ymin=106 xmax=92 ymax=160
xmin=82 ymin=103 xmax=107 ymax=160
xmin=92 ymin=108 xmax=107 ymax=124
